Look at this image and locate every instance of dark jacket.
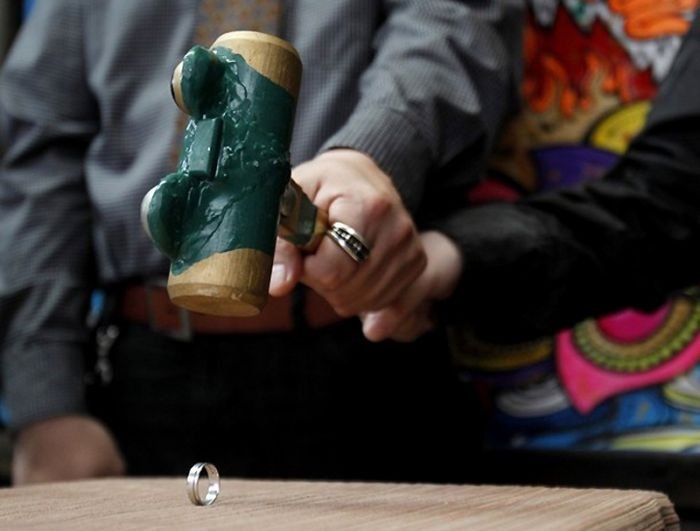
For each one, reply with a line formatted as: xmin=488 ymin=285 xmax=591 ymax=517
xmin=436 ymin=13 xmax=700 ymax=343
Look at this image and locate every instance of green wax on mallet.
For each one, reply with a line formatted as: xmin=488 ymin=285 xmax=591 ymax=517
xmin=148 ymin=46 xmax=296 ymax=274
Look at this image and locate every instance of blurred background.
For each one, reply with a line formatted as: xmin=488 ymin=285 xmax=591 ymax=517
xmin=0 ymin=0 xmax=34 ymax=484
xmin=0 ymin=1 xmax=23 ymax=64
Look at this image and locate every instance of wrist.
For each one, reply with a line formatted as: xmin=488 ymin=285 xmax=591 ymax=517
xmin=315 ymin=148 xmax=401 ymax=199
xmin=421 ymin=231 xmax=463 ymax=301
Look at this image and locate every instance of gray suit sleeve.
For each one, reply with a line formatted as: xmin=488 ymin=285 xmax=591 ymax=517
xmin=320 ymin=0 xmax=523 ymax=211
xmin=0 ymin=0 xmax=97 ymax=429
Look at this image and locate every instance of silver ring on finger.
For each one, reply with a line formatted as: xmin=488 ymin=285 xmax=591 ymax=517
xmin=325 ymin=221 xmax=371 ymax=263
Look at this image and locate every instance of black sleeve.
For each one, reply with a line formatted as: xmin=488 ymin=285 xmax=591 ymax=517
xmin=435 ymin=11 xmax=700 ymax=343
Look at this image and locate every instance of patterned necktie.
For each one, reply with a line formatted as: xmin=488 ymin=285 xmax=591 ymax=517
xmin=195 ymin=0 xmax=283 ymax=46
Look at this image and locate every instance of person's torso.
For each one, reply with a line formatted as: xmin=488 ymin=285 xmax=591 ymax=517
xmin=453 ymin=0 xmax=700 ymax=454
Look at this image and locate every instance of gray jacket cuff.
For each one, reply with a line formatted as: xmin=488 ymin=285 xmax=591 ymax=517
xmin=320 ymin=105 xmax=433 ymax=212
xmin=2 ymin=339 xmax=86 ymax=431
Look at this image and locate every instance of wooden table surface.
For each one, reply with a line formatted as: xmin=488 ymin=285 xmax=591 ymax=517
xmin=0 ymin=478 xmax=680 ymax=530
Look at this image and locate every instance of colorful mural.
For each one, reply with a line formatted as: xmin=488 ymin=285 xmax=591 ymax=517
xmin=454 ymin=0 xmax=700 ymax=453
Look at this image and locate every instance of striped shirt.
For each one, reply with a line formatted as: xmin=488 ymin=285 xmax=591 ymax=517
xmin=0 ymin=0 xmax=522 ymax=429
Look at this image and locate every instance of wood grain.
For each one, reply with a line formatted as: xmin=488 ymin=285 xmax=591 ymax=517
xmin=0 ymin=478 xmax=680 ymax=530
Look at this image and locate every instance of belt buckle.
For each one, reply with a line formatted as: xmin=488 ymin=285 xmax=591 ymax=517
xmin=144 ymin=278 xmax=193 ymax=342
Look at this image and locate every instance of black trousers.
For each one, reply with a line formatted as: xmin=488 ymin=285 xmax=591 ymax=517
xmin=88 ymin=319 xmax=484 ymax=482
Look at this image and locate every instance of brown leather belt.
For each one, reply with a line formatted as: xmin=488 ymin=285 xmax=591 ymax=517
xmin=120 ymin=282 xmax=343 ymax=339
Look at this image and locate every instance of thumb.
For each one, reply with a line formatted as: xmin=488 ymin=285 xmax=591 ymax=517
xmin=269 ymin=238 xmax=303 ymax=297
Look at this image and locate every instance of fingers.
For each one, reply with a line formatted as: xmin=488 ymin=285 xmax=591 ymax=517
xmin=292 ymin=149 xmax=426 ymax=316
xmin=361 ymin=293 xmax=435 ymax=343
xmin=303 ymin=209 xmax=426 ymax=315
xmin=360 ymin=232 xmax=464 ymax=342
xmin=297 ymin=162 xmax=385 ymax=292
xmin=388 ymin=307 xmax=436 ymax=343
xmin=269 ymin=238 xmax=303 ymax=297
xmin=344 ymin=221 xmax=426 ymax=311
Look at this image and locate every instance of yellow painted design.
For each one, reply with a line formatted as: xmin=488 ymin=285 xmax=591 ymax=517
xmin=610 ymin=430 xmax=700 ymax=451
xmin=662 ymin=373 xmax=700 ymax=411
xmin=588 ymin=101 xmax=652 ymax=154
xmin=448 ymin=327 xmax=553 ymax=371
xmin=573 ymin=298 xmax=700 ymax=372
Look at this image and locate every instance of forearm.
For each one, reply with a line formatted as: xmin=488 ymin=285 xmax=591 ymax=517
xmin=0 ymin=282 xmax=91 ymax=431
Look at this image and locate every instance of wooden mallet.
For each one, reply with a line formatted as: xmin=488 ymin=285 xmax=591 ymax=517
xmin=142 ymin=32 xmax=327 ymax=318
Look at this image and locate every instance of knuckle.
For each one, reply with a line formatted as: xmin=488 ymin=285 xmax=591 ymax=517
xmin=415 ymin=247 xmax=427 ymax=271
xmin=394 ymin=216 xmax=417 ymax=245
xmin=317 ymin=271 xmax=343 ymax=292
xmin=364 ymin=194 xmax=393 ymax=221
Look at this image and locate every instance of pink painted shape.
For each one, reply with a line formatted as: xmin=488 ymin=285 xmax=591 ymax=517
xmin=467 ymin=179 xmax=521 ymax=204
xmin=596 ymin=304 xmax=671 ymax=343
xmin=557 ymin=327 xmax=700 ymax=414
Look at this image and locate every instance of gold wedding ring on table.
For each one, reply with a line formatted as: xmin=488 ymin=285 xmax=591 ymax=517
xmin=325 ymin=222 xmax=371 ymax=263
xmin=187 ymin=462 xmax=220 ymax=506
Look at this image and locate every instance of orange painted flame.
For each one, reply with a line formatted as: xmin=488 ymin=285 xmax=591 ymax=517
xmin=523 ymin=6 xmax=663 ymax=118
xmin=609 ymin=0 xmax=699 ymax=39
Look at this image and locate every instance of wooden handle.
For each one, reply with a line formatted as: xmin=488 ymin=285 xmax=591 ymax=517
xmin=278 ymin=179 xmax=329 ymax=252
xmin=167 ymin=32 xmax=303 ymax=318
